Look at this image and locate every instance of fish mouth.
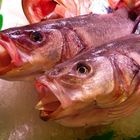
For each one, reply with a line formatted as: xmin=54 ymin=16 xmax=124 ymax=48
xmin=0 ymin=33 xmax=23 ymax=75
xmin=35 ymin=79 xmax=62 ymax=121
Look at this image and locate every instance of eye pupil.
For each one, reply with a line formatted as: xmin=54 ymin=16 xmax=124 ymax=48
xmin=78 ymin=67 xmax=87 ymax=74
xmin=76 ymin=63 xmax=90 ymax=74
xmin=30 ymin=31 xmax=43 ymax=42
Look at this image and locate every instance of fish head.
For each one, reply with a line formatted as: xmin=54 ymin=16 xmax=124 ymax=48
xmin=45 ymin=54 xmax=115 ymax=106
xmin=36 ymin=49 xmax=121 ymax=126
xmin=0 ymin=23 xmax=63 ymax=80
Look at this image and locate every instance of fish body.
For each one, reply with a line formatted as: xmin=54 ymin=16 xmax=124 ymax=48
xmin=0 ymin=9 xmax=137 ymax=80
xmin=36 ymin=34 xmax=140 ymax=127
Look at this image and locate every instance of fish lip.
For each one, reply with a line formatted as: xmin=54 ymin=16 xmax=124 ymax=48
xmin=36 ymin=76 xmax=84 ymax=121
xmin=35 ymin=77 xmax=63 ymax=120
xmin=0 ymin=33 xmax=23 ymax=75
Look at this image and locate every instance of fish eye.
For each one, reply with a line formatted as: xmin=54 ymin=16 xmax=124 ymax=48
xmin=29 ymin=31 xmax=43 ymax=42
xmin=76 ymin=63 xmax=90 ymax=74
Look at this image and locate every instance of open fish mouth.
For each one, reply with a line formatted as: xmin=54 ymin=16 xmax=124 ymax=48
xmin=0 ymin=33 xmax=23 ymax=75
xmin=35 ymin=76 xmax=85 ymax=121
xmin=35 ymin=79 xmax=62 ymax=121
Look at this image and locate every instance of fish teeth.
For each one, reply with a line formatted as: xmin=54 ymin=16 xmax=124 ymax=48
xmin=35 ymin=102 xmax=45 ymax=110
xmin=35 ymin=97 xmax=48 ymax=110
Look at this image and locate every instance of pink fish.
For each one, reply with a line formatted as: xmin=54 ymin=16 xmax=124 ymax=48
xmin=0 ymin=8 xmax=137 ymax=80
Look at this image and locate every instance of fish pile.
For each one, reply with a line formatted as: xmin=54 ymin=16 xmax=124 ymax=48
xmin=0 ymin=0 xmax=140 ymax=127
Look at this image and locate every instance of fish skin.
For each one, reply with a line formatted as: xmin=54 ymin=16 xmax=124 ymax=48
xmin=36 ymin=34 xmax=140 ymax=127
xmin=0 ymin=8 xmax=137 ymax=80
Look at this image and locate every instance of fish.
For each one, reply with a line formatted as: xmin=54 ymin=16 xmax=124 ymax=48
xmin=22 ymin=0 xmax=140 ymax=23
xmin=22 ymin=0 xmax=112 ymax=23
xmin=36 ymin=34 xmax=140 ymax=127
xmin=0 ymin=9 xmax=139 ymax=80
xmin=0 ymin=8 xmax=138 ymax=80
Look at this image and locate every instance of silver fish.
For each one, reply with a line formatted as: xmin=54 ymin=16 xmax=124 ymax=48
xmin=36 ymin=34 xmax=140 ymax=127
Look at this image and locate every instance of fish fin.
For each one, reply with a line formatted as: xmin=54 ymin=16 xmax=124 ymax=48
xmin=107 ymin=86 xmax=140 ymax=122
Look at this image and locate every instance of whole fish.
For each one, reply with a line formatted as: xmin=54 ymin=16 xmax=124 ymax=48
xmin=0 ymin=8 xmax=138 ymax=80
xmin=36 ymin=34 xmax=140 ymax=127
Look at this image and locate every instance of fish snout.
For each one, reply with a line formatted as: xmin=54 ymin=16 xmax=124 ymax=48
xmin=0 ymin=33 xmax=23 ymax=75
xmin=0 ymin=33 xmax=10 ymax=59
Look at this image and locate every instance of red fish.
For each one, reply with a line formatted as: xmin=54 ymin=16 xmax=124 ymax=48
xmin=22 ymin=0 xmax=140 ymax=23
xmin=0 ymin=8 xmax=136 ymax=80
xmin=36 ymin=34 xmax=140 ymax=127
